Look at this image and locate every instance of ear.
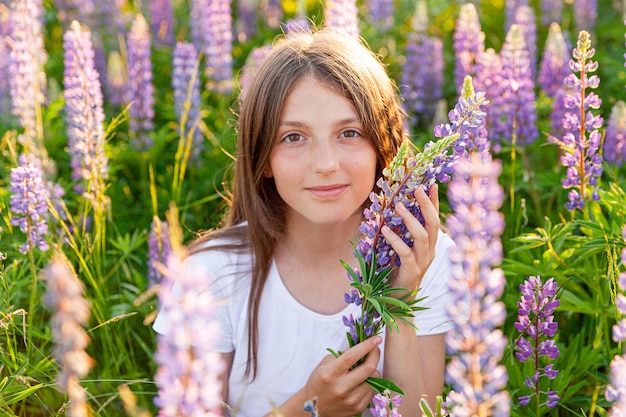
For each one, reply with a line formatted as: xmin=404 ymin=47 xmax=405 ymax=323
xmin=263 ymin=165 xmax=273 ymax=178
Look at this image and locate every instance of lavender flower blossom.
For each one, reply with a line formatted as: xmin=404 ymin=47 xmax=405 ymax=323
xmin=504 ymin=0 xmax=529 ymax=31
xmin=604 ymin=101 xmax=626 ymax=167
xmin=9 ymin=156 xmax=50 ymax=254
xmin=552 ymin=30 xmax=603 ymax=211
xmin=574 ymin=0 xmax=597 ymax=31
xmin=127 ymin=13 xmax=155 ymax=149
xmin=236 ymin=0 xmax=257 ymax=42
xmin=515 ymin=276 xmax=561 ymax=409
xmin=147 ymin=217 xmax=172 ymax=286
xmin=540 ymin=0 xmax=563 ymax=26
xmin=357 ymin=80 xmax=487 ymax=271
xmin=489 ymin=24 xmax=539 ymax=151
xmin=172 ymin=42 xmax=203 ymax=160
xmin=150 ymin=0 xmax=174 ymax=46
xmin=445 ymin=150 xmax=509 ymax=417
xmin=63 ymin=21 xmax=109 ymax=203
xmin=452 ymin=3 xmax=485 ymax=94
xmin=512 ymin=6 xmax=537 ymax=80
xmin=0 ymin=7 xmax=11 ymax=121
xmin=239 ymin=45 xmax=272 ymax=102
xmin=190 ymin=0 xmax=233 ymax=94
xmin=367 ymin=0 xmax=393 ymax=31
xmin=7 ymin=0 xmax=48 ymax=154
xmin=260 ymin=0 xmax=283 ymax=29
xmin=370 ymin=390 xmax=403 ymax=417
xmin=605 ymin=226 xmax=626 ymax=415
xmin=539 ymin=23 xmax=570 ymax=99
xmin=153 ymin=253 xmax=225 ymax=415
xmin=401 ymin=1 xmax=443 ymax=129
xmin=323 ymin=0 xmax=360 ymax=38
xmin=42 ymin=252 xmax=95 ymax=417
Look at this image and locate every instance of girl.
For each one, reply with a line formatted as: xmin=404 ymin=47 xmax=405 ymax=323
xmin=154 ymin=27 xmax=454 ymax=416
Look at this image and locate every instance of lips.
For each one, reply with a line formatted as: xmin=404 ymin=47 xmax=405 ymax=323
xmin=307 ymin=185 xmax=347 ymax=198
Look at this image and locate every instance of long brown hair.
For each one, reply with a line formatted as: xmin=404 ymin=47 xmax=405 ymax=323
xmin=191 ymin=27 xmax=408 ymax=379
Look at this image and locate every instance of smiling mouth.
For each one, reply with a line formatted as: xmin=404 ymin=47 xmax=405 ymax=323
xmin=307 ymin=185 xmax=347 ymax=198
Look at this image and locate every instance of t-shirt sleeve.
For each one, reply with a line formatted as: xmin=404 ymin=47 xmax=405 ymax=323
xmin=152 ymin=248 xmax=246 ymax=353
xmin=413 ymin=230 xmax=455 ymax=335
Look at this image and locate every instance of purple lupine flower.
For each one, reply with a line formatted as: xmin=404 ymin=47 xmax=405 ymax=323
xmin=260 ymin=0 xmax=283 ymax=29
xmin=190 ymin=0 xmax=234 ymax=94
xmin=513 ymin=5 xmax=537 ymax=80
xmin=323 ymin=0 xmax=360 ymax=38
xmin=42 ymin=252 xmax=95 ymax=417
xmin=605 ymin=226 xmax=626 ymax=416
xmin=539 ymin=23 xmax=570 ymax=99
xmin=370 ymin=390 xmax=403 ymax=417
xmin=452 ymin=3 xmax=485 ymax=95
xmin=239 ymin=44 xmax=272 ymax=102
xmin=153 ymin=253 xmax=225 ymax=416
xmin=540 ymin=0 xmax=563 ymax=26
xmin=489 ymin=23 xmax=539 ymax=151
xmin=514 ymin=276 xmax=561 ymax=409
xmin=127 ymin=13 xmax=155 ymax=149
xmin=7 ymin=0 xmax=48 ymax=150
xmin=604 ymin=101 xmax=626 ymax=167
xmin=504 ymin=0 xmax=529 ymax=31
xmin=552 ymin=30 xmax=603 ymax=211
xmin=0 ymin=8 xmax=11 ymax=121
xmin=172 ymin=42 xmax=203 ymax=161
xmin=401 ymin=1 xmax=444 ymax=129
xmin=574 ymin=0 xmax=597 ymax=31
xmin=283 ymin=16 xmax=311 ymax=33
xmin=147 ymin=217 xmax=172 ymax=286
xmin=9 ymin=156 xmax=50 ymax=254
xmin=445 ymin=147 xmax=509 ymax=416
xmin=367 ymin=0 xmax=393 ymax=31
xmin=473 ymin=47 xmax=502 ymax=112
xmin=236 ymin=0 xmax=257 ymax=42
xmin=150 ymin=0 xmax=174 ymax=47
xmin=63 ymin=20 xmax=109 ymax=202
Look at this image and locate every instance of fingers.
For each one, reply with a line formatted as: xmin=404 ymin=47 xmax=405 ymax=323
xmin=338 ymin=335 xmax=382 ymax=371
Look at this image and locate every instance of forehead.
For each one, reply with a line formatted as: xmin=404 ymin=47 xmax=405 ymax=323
xmin=280 ymin=76 xmax=358 ymax=121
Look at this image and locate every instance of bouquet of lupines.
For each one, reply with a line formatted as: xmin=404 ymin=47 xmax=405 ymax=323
xmin=333 ymin=80 xmax=488 ymax=401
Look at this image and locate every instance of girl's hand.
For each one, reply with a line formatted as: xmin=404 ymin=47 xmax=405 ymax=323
xmin=381 ymin=183 xmax=440 ymax=293
xmin=302 ymin=335 xmax=382 ymax=416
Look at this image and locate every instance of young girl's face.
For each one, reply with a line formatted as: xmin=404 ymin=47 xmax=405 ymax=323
xmin=266 ymin=76 xmax=378 ymax=228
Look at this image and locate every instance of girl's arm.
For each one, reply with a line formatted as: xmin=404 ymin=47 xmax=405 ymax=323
xmin=381 ymin=184 xmax=442 ymax=416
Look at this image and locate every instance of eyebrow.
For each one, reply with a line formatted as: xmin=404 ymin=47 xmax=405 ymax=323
xmin=279 ymin=117 xmax=362 ymax=127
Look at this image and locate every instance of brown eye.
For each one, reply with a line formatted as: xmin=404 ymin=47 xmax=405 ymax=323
xmin=340 ymin=129 xmax=361 ymax=138
xmin=282 ymin=133 xmax=304 ymax=143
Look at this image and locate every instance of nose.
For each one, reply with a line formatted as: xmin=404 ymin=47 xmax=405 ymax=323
xmin=311 ymin=139 xmax=340 ymax=174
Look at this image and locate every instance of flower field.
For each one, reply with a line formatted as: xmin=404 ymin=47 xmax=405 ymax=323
xmin=1 ymin=0 xmax=625 ymax=416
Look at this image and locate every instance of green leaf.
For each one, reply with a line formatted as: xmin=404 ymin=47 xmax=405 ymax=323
xmin=365 ymin=376 xmax=405 ymax=396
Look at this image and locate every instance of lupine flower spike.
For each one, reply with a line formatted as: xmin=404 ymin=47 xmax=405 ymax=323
xmin=339 ymin=76 xmax=487 ymax=401
xmin=63 ymin=20 xmax=109 ymax=207
xmin=604 ymin=101 xmax=626 ymax=167
xmin=402 ymin=0 xmax=444 ymax=129
xmin=153 ymin=250 xmax=225 ymax=415
xmin=323 ymin=0 xmax=360 ymax=38
xmin=515 ymin=276 xmax=561 ymax=411
xmin=550 ymin=30 xmax=603 ymax=212
xmin=9 ymin=155 xmax=50 ymax=254
xmin=605 ymin=225 xmax=626 ymax=415
xmin=43 ymin=252 xmax=95 ymax=417
xmin=147 ymin=217 xmax=172 ymax=286
xmin=444 ymin=78 xmax=509 ymax=417
xmin=126 ymin=13 xmax=155 ymax=149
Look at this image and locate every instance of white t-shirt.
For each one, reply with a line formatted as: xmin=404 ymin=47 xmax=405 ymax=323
xmin=153 ymin=229 xmax=455 ymax=416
